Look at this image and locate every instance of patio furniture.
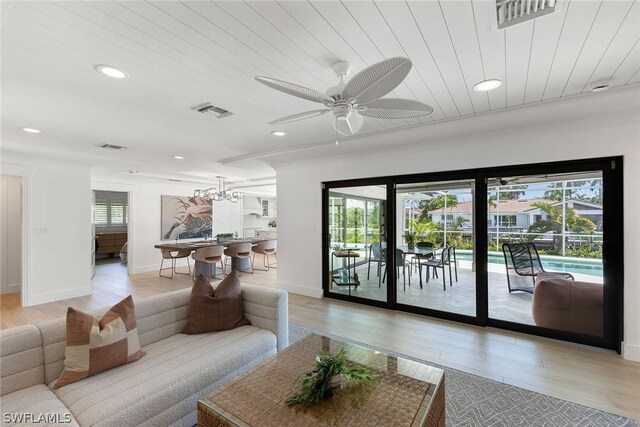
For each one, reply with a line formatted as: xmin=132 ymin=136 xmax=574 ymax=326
xmin=252 ymin=239 xmax=277 ymax=271
xmin=331 ymin=249 xmax=361 ymax=295
xmin=420 ymin=246 xmax=453 ymax=291
xmin=192 ymin=246 xmax=225 ymax=280
xmin=367 ymin=243 xmax=386 ymax=287
xmin=502 ymin=242 xmax=574 ymax=294
xmin=444 ymin=246 xmax=458 ymax=282
xmin=224 ymin=242 xmax=254 ymax=276
xmin=532 ymin=275 xmax=603 ymax=336
xmin=411 ymin=242 xmax=435 ymax=276
xmin=159 ymin=248 xmax=191 ymax=278
xmin=383 ymin=248 xmax=407 ymax=290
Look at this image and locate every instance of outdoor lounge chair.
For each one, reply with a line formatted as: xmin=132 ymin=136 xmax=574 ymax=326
xmin=502 ymin=242 xmax=574 ymax=294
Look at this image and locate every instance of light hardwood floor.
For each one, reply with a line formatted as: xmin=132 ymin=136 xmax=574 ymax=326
xmin=1 ymin=260 xmax=639 ymax=420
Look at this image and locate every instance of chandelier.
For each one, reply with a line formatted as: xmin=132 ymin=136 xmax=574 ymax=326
xmin=194 ymin=176 xmax=244 ymax=203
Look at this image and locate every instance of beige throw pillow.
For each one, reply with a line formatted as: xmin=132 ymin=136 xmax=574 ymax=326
xmin=52 ymin=295 xmax=145 ymax=389
xmin=182 ymin=271 xmax=250 ymax=334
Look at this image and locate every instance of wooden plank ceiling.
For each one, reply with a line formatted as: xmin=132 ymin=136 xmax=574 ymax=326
xmin=2 ymin=0 xmax=639 ymax=170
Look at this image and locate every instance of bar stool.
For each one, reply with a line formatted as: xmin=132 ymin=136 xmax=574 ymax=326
xmin=252 ymin=240 xmax=277 ymax=271
xmin=192 ymin=246 xmax=225 ymax=281
xmin=223 ymin=242 xmax=254 ymax=276
xmin=159 ymin=249 xmax=191 ymax=278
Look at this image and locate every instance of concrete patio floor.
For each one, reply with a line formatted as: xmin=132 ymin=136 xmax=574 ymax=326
xmin=329 ymin=258 xmax=602 ymax=326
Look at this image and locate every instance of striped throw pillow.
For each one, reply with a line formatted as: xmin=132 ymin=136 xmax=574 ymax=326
xmin=52 ymin=295 xmax=145 ymax=389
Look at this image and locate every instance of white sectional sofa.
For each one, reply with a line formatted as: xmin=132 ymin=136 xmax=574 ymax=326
xmin=1 ymin=284 xmax=288 ymax=427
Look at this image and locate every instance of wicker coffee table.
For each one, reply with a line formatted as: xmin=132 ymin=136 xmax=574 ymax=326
xmin=198 ymin=334 xmax=445 ymax=427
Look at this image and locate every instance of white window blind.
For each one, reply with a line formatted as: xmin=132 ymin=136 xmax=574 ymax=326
xmin=94 ymin=199 xmax=127 ymax=227
xmin=111 ymin=202 xmax=125 ymax=224
xmin=95 ymin=201 xmax=108 ymax=225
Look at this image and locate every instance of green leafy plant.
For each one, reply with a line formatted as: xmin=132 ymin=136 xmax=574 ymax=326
xmin=403 ymin=230 xmax=418 ymax=244
xmin=285 ymin=347 xmax=376 ymax=407
xmin=216 ymin=233 xmax=234 ymax=238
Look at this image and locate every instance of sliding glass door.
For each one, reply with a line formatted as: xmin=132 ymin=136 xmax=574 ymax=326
xmin=487 ymin=170 xmax=610 ymax=341
xmin=395 ymin=179 xmax=477 ymax=318
xmin=322 ymin=157 xmax=622 ymax=351
xmin=326 ymin=184 xmax=389 ymax=304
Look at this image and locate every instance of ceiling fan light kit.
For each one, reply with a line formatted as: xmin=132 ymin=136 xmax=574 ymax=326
xmin=254 ymin=56 xmax=434 ymax=137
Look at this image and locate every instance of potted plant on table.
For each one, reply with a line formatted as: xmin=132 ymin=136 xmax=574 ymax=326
xmin=285 ymin=347 xmax=376 ymax=406
xmin=403 ymin=230 xmax=418 ymax=251
xmin=216 ymin=233 xmax=234 ymax=243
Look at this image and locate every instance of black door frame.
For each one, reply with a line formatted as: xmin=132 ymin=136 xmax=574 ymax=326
xmin=321 ymin=156 xmax=623 ymax=352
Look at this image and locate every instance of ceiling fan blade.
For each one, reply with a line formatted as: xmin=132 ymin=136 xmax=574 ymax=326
xmin=359 ymin=98 xmax=434 ymax=119
xmin=342 ymin=57 xmax=412 ymax=105
xmin=254 ymin=76 xmax=334 ymax=105
xmin=268 ymin=109 xmax=331 ymax=125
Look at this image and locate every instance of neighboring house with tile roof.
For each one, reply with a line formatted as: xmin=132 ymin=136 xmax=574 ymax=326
xmin=429 ymin=198 xmax=603 ymax=231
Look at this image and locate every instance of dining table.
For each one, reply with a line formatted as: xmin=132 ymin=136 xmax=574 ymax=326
xmin=400 ymin=245 xmax=438 ymax=288
xmin=155 ymin=238 xmax=270 ymax=277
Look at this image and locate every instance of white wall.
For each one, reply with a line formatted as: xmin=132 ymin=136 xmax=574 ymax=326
xmin=274 ymin=109 xmax=640 ymax=361
xmin=1 ymin=159 xmax=92 ymax=306
xmin=92 ymin=176 xmax=242 ymax=274
xmin=213 ymin=200 xmax=243 ymax=238
xmin=1 ymin=176 xmax=22 ymax=294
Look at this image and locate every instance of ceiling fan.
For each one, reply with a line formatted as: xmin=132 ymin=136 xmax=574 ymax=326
xmin=254 ymin=57 xmax=434 ymax=136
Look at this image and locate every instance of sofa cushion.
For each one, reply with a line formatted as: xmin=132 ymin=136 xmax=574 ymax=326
xmin=52 ymin=296 xmax=146 ymax=389
xmin=0 ymin=324 xmax=44 ymax=396
xmin=1 ymin=384 xmax=79 ymax=426
xmin=53 ymin=325 xmax=277 ymax=427
xmin=183 ymin=272 xmax=249 ymax=334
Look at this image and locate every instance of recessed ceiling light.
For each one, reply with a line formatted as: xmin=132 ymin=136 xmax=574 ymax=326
xmin=591 ymin=84 xmax=610 ymax=93
xmin=20 ymin=127 xmax=41 ymax=134
xmin=271 ymin=131 xmax=286 ymax=136
xmin=94 ymin=64 xmax=128 ymax=79
xmin=473 ymin=79 xmax=502 ymax=92
xmin=173 ymin=155 xmax=184 ymax=160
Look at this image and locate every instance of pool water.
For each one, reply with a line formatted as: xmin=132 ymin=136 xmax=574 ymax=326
xmin=455 ymin=253 xmax=603 ymax=277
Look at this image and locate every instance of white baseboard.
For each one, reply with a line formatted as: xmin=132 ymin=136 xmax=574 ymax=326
xmin=27 ymin=286 xmax=92 ymax=307
xmin=0 ymin=282 xmax=21 ymax=294
xmin=622 ymin=342 xmax=640 ymax=362
xmin=277 ymin=281 xmax=323 ymax=298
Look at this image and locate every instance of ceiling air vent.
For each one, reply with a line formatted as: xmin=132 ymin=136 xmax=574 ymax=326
xmin=496 ymin=0 xmax=557 ymax=29
xmin=99 ymin=143 xmax=127 ymax=150
xmin=191 ymin=103 xmax=233 ymax=119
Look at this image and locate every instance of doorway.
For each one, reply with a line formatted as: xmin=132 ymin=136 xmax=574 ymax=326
xmin=92 ymin=190 xmax=130 ymax=279
xmin=322 ymin=157 xmax=623 ymax=351
xmin=1 ymin=176 xmax=23 ymax=301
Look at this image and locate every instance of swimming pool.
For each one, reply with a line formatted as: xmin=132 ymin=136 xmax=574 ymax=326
xmin=455 ymin=251 xmax=603 ymax=277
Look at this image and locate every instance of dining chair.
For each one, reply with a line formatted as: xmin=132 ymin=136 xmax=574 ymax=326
xmin=367 ymin=243 xmax=385 ymax=287
xmin=159 ymin=249 xmax=191 ymax=279
xmin=411 ymin=242 xmax=435 ymax=274
xmin=444 ymin=246 xmax=458 ymax=282
xmin=421 ymin=246 xmax=453 ymax=291
xmin=383 ymin=248 xmax=407 ymax=290
xmin=192 ymin=246 xmax=225 ymax=281
xmin=224 ymin=242 xmax=254 ymax=276
xmin=252 ymin=240 xmax=277 ymax=271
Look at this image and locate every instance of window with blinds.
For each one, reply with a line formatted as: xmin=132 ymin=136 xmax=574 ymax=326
xmin=95 ymin=200 xmax=127 ymax=227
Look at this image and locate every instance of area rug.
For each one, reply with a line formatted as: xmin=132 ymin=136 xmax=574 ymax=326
xmin=288 ymin=324 xmax=638 ymax=427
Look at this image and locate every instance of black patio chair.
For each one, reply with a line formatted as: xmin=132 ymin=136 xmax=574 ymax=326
xmin=501 ymin=242 xmax=574 ymax=294
xmin=421 ymin=246 xmax=454 ymax=291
